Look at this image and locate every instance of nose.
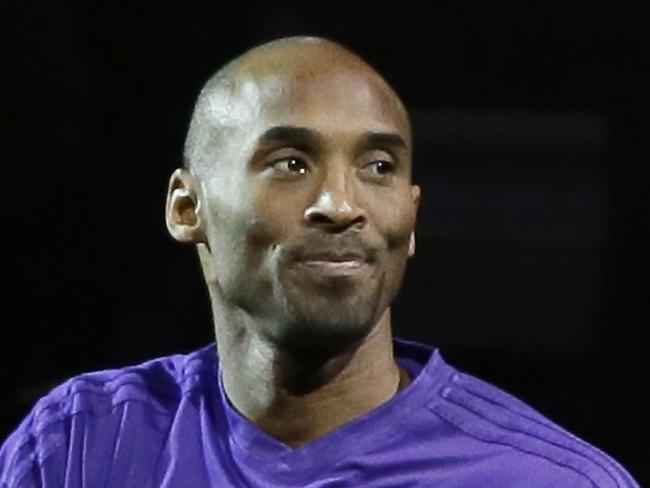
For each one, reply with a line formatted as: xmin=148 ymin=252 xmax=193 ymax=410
xmin=303 ymin=170 xmax=367 ymax=231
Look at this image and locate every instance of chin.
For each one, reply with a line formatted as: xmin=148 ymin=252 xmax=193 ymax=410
xmin=267 ymin=316 xmax=373 ymax=358
xmin=266 ymin=279 xmax=386 ymax=357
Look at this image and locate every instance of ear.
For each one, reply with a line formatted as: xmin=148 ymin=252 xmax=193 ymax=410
xmin=408 ymin=231 xmax=416 ymax=257
xmin=411 ymin=184 xmax=421 ymax=208
xmin=408 ymin=184 xmax=421 ymax=258
xmin=165 ymin=168 xmax=206 ymax=244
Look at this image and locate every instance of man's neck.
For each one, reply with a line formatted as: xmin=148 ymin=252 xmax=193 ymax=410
xmin=212 ymin=303 xmax=410 ymax=449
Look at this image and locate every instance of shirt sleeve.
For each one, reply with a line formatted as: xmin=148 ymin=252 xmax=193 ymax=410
xmin=0 ymin=410 xmax=68 ymax=488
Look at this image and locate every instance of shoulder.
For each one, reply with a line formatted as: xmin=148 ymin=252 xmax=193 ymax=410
xmin=0 ymin=344 xmax=218 ymax=488
xmin=426 ymin=356 xmax=639 ymax=488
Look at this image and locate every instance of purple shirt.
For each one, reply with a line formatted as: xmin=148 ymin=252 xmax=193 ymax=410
xmin=0 ymin=338 xmax=639 ymax=487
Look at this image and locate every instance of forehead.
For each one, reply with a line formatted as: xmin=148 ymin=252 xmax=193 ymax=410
xmin=226 ymin=66 xmax=411 ymax=144
xmin=279 ymin=72 xmax=405 ymax=132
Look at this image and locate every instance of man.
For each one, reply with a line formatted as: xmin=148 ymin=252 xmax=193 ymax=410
xmin=0 ymin=36 xmax=639 ymax=487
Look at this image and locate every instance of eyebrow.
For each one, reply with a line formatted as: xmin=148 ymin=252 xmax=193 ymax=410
xmin=257 ymin=125 xmax=407 ymax=152
xmin=362 ymin=132 xmax=408 ymax=151
xmin=257 ymin=126 xmax=321 ymax=148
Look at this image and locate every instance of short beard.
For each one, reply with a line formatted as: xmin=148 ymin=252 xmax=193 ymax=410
xmin=263 ymin=271 xmax=387 ymax=359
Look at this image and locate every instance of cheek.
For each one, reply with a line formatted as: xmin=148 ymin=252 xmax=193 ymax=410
xmin=246 ymin=186 xmax=306 ymax=249
xmin=366 ymin=192 xmax=416 ymax=251
xmin=203 ymin=176 xmax=269 ymax=252
xmin=202 ymin=196 xmax=277 ymax=305
xmin=200 ymin=182 xmax=256 ymax=278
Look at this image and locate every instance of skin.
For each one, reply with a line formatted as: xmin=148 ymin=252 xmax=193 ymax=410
xmin=165 ymin=37 xmax=421 ymax=449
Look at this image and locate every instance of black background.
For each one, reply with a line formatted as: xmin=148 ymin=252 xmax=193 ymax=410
xmin=1 ymin=1 xmax=648 ymax=484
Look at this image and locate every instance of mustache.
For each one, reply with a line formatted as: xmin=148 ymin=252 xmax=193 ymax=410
xmin=280 ymin=232 xmax=381 ymax=264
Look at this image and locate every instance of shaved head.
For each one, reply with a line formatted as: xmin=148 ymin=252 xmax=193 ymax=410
xmin=183 ymin=36 xmax=410 ymax=179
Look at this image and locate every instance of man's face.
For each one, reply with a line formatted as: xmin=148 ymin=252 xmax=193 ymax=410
xmin=197 ymin=67 xmax=419 ymax=355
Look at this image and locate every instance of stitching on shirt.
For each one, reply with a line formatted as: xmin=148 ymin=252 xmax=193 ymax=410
xmin=455 ymin=373 xmax=588 ymax=438
xmin=456 ymin=373 xmax=559 ymax=424
xmin=432 ymin=404 xmax=601 ymax=488
xmin=3 ymin=359 xmax=217 ymax=488
xmin=431 ymin=395 xmax=621 ymax=488
xmin=452 ymin=375 xmax=633 ymax=481
xmin=4 ymin=386 xmax=213 ymax=488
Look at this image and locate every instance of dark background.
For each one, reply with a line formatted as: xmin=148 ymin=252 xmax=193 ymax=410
xmin=1 ymin=1 xmax=648 ymax=484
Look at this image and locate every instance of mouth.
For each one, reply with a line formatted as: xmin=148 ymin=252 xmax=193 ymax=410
xmin=299 ymin=259 xmax=368 ymax=277
xmin=296 ymin=253 xmax=370 ymax=277
xmin=300 ymin=252 xmax=365 ymax=262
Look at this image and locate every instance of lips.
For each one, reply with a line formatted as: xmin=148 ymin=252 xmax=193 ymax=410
xmin=299 ymin=252 xmax=366 ymax=263
xmin=296 ymin=252 xmax=369 ymax=278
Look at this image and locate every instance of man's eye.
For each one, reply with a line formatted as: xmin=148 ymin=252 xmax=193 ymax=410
xmin=272 ymin=158 xmax=308 ymax=175
xmin=367 ymin=160 xmax=395 ymax=175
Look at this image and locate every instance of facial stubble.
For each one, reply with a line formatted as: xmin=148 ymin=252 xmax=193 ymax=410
xmin=258 ymin=259 xmax=391 ymax=357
